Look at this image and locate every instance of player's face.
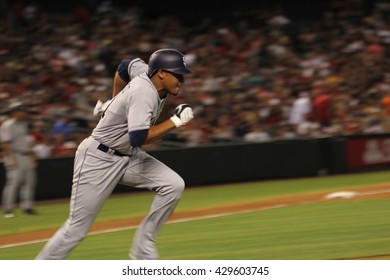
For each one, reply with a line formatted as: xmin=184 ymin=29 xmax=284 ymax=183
xmin=164 ymin=71 xmax=184 ymax=96
xmin=15 ymin=110 xmax=28 ymax=120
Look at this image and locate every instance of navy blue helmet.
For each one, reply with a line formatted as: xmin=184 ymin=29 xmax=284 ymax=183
xmin=148 ymin=49 xmax=192 ymax=77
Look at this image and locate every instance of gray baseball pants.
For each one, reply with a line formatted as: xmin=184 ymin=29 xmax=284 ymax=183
xmin=35 ymin=137 xmax=184 ymax=260
xmin=2 ymin=153 xmax=36 ymax=212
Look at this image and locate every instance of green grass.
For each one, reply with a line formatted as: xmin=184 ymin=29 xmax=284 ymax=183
xmin=1 ymin=170 xmax=390 ymax=259
xmin=2 ymin=170 xmax=390 ymax=236
xmin=1 ymin=199 xmax=390 ymax=260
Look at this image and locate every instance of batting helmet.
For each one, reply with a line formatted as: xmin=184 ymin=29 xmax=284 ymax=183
xmin=148 ymin=49 xmax=192 ymax=77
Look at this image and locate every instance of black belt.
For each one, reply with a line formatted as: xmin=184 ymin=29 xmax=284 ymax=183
xmin=97 ymin=144 xmax=127 ymax=157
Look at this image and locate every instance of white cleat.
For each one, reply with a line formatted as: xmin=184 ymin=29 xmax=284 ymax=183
xmin=4 ymin=211 xmax=15 ymax=218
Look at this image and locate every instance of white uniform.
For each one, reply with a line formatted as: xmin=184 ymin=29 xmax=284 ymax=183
xmin=36 ymin=60 xmax=184 ymax=260
xmin=1 ymin=118 xmax=36 ymax=212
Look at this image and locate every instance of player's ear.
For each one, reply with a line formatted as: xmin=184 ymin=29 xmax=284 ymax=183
xmin=157 ymin=69 xmax=165 ymax=79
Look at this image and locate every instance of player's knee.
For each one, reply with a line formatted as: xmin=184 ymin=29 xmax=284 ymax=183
xmin=66 ymin=216 xmax=93 ymax=241
xmin=175 ymin=177 xmax=185 ymax=194
xmin=68 ymin=224 xmax=89 ymax=241
xmin=169 ymin=176 xmax=185 ymax=198
xmin=155 ymin=174 xmax=185 ymax=198
xmin=78 ymin=230 xmax=89 ymax=240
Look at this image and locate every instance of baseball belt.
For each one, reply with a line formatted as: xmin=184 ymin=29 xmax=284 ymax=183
xmin=97 ymin=143 xmax=127 ymax=157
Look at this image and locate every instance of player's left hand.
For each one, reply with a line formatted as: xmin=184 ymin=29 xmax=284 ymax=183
xmin=170 ymin=104 xmax=194 ymax=127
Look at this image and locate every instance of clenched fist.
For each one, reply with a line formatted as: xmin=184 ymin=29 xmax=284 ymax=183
xmin=170 ymin=104 xmax=194 ymax=127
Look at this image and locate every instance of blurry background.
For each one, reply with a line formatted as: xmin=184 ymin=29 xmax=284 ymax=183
xmin=1 ymin=0 xmax=390 ymax=261
xmin=1 ymin=0 xmax=390 ymax=199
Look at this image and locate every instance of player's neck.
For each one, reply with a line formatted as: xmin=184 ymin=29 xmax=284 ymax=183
xmin=150 ymin=77 xmax=168 ymax=99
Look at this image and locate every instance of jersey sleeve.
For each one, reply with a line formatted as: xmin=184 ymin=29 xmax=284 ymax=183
xmin=117 ymin=59 xmax=131 ymax=83
xmin=127 ymin=87 xmax=155 ymax=133
xmin=128 ymin=58 xmax=148 ymax=80
xmin=117 ymin=58 xmax=148 ymax=84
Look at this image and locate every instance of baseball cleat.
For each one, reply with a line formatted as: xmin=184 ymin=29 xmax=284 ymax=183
xmin=4 ymin=211 xmax=15 ymax=218
xmin=23 ymin=209 xmax=38 ymax=215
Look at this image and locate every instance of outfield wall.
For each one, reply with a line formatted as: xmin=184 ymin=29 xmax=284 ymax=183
xmin=1 ymin=134 xmax=390 ymax=200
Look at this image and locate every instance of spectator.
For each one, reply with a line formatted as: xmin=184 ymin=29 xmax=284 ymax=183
xmin=381 ymin=91 xmax=390 ymax=131
xmin=1 ymin=0 xmax=390 ymax=151
xmin=312 ymin=87 xmax=332 ymax=127
xmin=243 ymin=123 xmax=272 ymax=143
xmin=51 ymin=112 xmax=76 ymax=138
xmin=51 ymin=134 xmax=77 ymax=157
xmin=289 ymin=91 xmax=312 ymax=126
xmin=32 ymin=132 xmax=53 ymax=159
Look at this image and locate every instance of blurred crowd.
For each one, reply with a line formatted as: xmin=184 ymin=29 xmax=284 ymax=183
xmin=1 ymin=0 xmax=390 ymax=158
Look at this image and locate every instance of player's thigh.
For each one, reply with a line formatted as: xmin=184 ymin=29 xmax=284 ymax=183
xmin=120 ymin=151 xmax=184 ymax=190
xmin=4 ymin=166 xmax=23 ymax=186
xmin=71 ymin=147 xmax=129 ymax=213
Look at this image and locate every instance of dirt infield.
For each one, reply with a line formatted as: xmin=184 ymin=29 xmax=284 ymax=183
xmin=1 ymin=183 xmax=390 ymax=259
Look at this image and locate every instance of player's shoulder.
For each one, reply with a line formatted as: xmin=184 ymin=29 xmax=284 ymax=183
xmin=1 ymin=118 xmax=15 ymax=128
xmin=129 ymin=58 xmax=148 ymax=80
xmin=130 ymin=72 xmax=152 ymax=85
xmin=120 ymin=73 xmax=152 ymax=96
xmin=0 ymin=119 xmax=15 ymax=139
xmin=129 ymin=58 xmax=146 ymax=67
xmin=126 ymin=74 xmax=157 ymax=102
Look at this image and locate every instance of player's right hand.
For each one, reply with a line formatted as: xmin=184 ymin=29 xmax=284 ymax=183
xmin=93 ymin=99 xmax=112 ymax=116
xmin=170 ymin=104 xmax=194 ymax=127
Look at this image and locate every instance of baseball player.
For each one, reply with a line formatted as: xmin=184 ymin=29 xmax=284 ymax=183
xmin=1 ymin=102 xmax=38 ymax=218
xmin=93 ymin=57 xmax=148 ymax=116
xmin=35 ymin=49 xmax=194 ymax=260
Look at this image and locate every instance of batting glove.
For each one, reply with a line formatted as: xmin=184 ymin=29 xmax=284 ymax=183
xmin=170 ymin=104 xmax=194 ymax=127
xmin=93 ymin=99 xmax=112 ymax=116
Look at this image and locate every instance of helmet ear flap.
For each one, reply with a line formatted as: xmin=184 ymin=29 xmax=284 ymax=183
xmin=148 ymin=68 xmax=158 ymax=78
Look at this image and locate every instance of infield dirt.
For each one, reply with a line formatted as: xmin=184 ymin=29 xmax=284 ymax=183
xmin=1 ymin=183 xmax=390 ymax=259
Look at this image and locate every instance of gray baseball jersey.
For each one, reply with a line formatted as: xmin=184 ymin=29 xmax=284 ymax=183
xmin=128 ymin=58 xmax=148 ymax=81
xmin=1 ymin=118 xmax=31 ymax=157
xmin=36 ymin=60 xmax=184 ymax=260
xmin=91 ymin=72 xmax=165 ymax=154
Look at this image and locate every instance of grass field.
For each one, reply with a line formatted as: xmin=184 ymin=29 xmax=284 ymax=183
xmin=1 ymin=171 xmax=390 ymax=260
